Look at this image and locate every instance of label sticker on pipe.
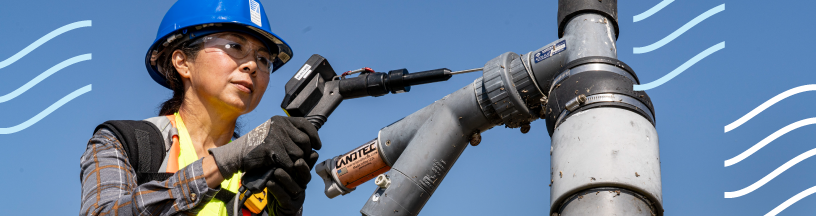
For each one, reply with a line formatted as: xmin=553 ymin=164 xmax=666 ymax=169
xmin=534 ymin=40 xmax=567 ymax=63
xmin=334 ymin=138 xmax=391 ymax=189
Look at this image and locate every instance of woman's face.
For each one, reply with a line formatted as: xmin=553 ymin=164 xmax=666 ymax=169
xmin=174 ymin=32 xmax=273 ymax=116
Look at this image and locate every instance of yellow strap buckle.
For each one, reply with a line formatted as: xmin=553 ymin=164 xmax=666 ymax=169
xmin=244 ymin=188 xmax=268 ymax=214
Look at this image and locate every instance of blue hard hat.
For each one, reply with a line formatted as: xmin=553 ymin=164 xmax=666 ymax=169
xmin=145 ymin=0 xmax=293 ymax=89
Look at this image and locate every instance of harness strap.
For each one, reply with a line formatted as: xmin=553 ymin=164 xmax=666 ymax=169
xmin=95 ymin=117 xmax=262 ymax=215
xmin=215 ymin=189 xmax=238 ymax=204
xmin=95 ymin=120 xmax=166 ymax=185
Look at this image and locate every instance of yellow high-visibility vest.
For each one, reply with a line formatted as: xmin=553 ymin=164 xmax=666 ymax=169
xmin=169 ymin=113 xmax=267 ymax=216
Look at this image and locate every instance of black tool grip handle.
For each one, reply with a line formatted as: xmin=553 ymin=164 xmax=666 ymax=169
xmin=304 ymin=80 xmax=343 ymax=130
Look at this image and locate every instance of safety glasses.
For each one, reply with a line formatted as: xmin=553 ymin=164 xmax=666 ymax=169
xmin=192 ymin=33 xmax=277 ymax=73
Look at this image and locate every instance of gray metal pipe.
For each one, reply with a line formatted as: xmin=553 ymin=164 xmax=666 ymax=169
xmin=561 ymin=13 xmax=618 ymax=61
xmin=550 ymin=108 xmax=662 ymax=216
xmin=545 ymin=2 xmax=663 ymax=215
xmin=357 ymin=49 xmax=544 ymax=216
xmin=361 ymin=81 xmax=496 ymax=216
xmin=318 ymin=1 xmax=663 ymax=215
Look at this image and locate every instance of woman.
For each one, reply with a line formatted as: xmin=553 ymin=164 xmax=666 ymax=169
xmin=79 ymin=0 xmax=321 ymax=215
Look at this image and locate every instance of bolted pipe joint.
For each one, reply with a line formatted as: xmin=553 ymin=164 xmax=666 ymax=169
xmin=475 ymin=52 xmax=542 ymax=129
xmin=543 ymin=57 xmax=654 ymax=136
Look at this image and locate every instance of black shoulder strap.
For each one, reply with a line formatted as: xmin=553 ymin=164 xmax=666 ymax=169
xmin=95 ymin=120 xmax=172 ymax=185
xmin=95 ymin=119 xmax=243 ymax=210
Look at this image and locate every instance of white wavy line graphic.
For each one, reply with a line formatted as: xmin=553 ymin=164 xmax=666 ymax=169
xmin=632 ymin=41 xmax=724 ymax=91
xmin=765 ymin=185 xmax=816 ymax=216
xmin=726 ymin=148 xmax=816 ymax=198
xmin=0 ymin=54 xmax=91 ymax=103
xmin=633 ymin=0 xmax=674 ymax=22
xmin=0 ymin=20 xmax=91 ymax=70
xmin=633 ymin=4 xmax=725 ymax=54
xmin=725 ymin=117 xmax=816 ymax=167
xmin=724 ymin=84 xmax=816 ymax=133
xmin=0 ymin=84 xmax=92 ymax=134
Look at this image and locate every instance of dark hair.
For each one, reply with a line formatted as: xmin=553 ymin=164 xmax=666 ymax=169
xmin=155 ymin=38 xmax=203 ymax=116
xmin=153 ymin=35 xmax=241 ymax=138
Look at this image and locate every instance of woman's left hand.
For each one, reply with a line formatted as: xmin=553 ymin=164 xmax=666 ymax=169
xmin=266 ymin=150 xmax=319 ymax=216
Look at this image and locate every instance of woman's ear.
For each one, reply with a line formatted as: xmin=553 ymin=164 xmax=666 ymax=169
xmin=172 ymin=50 xmax=192 ymax=79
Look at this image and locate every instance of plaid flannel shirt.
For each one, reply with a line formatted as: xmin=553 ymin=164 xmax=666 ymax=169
xmin=79 ymin=128 xmax=220 ymax=216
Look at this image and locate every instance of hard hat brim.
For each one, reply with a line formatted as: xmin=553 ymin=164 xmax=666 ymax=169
xmin=144 ymin=23 xmax=293 ymax=89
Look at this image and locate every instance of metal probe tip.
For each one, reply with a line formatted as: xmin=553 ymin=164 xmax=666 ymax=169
xmin=450 ymin=68 xmax=483 ymax=75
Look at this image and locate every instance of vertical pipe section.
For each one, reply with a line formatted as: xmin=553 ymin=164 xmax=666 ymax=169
xmin=560 ymin=13 xmax=618 ymax=61
xmin=361 ymin=84 xmax=495 ymax=216
xmin=550 ymin=108 xmax=662 ymax=215
xmin=547 ymin=2 xmax=663 ymax=215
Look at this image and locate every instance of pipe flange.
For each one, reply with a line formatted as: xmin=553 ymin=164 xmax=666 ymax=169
xmin=545 ymin=71 xmax=654 ymax=136
xmin=561 ymin=56 xmax=639 ymax=84
xmin=554 ymin=93 xmax=656 ymax=129
xmin=474 ymin=77 xmax=502 ymax=125
xmin=548 ymin=56 xmax=640 ymax=96
xmin=481 ymin=52 xmax=537 ymax=128
xmin=510 ymin=52 xmax=544 ymax=112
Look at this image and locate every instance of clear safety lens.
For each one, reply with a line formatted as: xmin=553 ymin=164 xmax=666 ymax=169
xmin=199 ymin=33 xmax=276 ymax=73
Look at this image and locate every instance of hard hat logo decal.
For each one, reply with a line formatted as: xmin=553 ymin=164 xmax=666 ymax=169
xmin=249 ymin=0 xmax=262 ymax=27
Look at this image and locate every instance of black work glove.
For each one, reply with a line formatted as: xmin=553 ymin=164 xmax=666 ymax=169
xmin=266 ymin=150 xmax=320 ymax=216
xmin=208 ymin=116 xmax=322 ymax=178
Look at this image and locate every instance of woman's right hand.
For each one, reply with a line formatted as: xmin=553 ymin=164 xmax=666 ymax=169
xmin=208 ymin=116 xmax=322 ymax=178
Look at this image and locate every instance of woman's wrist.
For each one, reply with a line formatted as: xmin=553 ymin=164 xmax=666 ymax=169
xmin=202 ymin=155 xmax=225 ymax=189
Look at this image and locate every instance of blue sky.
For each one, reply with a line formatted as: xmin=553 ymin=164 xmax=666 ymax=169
xmin=0 ymin=0 xmax=814 ymax=215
